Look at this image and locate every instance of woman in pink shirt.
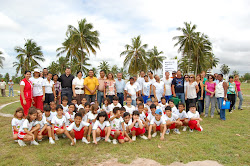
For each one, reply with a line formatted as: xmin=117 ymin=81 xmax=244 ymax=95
xmin=205 ymin=75 xmax=216 ymax=118
xmin=233 ymin=75 xmax=243 ymax=110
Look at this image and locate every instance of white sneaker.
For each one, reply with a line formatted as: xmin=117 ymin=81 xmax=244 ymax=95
xmin=106 ymin=138 xmax=111 ymax=143
xmin=96 ymin=137 xmax=101 ymax=142
xmin=37 ymin=139 xmax=42 ymax=142
xmin=112 ymin=139 xmax=118 ymax=145
xmin=18 ymin=140 xmax=26 ymax=146
xmin=152 ymin=132 xmax=157 ymax=137
xmin=174 ymin=129 xmax=181 ymax=134
xmin=200 ymin=126 xmax=203 ymax=131
xmin=132 ymin=136 xmax=136 ymax=141
xmin=54 ymin=134 xmax=59 ymax=140
xmin=189 ymin=129 xmax=193 ymax=132
xmin=49 ymin=139 xmax=55 ymax=144
xmin=183 ymin=126 xmax=187 ymax=131
xmin=30 ymin=140 xmax=39 ymax=145
xmin=140 ymin=135 xmax=148 ymax=140
xmin=166 ymin=129 xmax=170 ymax=135
xmin=82 ymin=137 xmax=90 ymax=144
xmin=74 ymin=138 xmax=76 ymax=144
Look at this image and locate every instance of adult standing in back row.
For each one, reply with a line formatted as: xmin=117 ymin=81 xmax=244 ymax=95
xmin=115 ymin=72 xmax=126 ymax=106
xmin=162 ymin=71 xmax=172 ymax=103
xmin=148 ymin=71 xmax=155 ymax=98
xmin=59 ymin=67 xmax=74 ymax=103
xmin=72 ymin=71 xmax=85 ymax=105
xmin=171 ymin=70 xmax=185 ymax=103
xmin=84 ymin=69 xmax=99 ymax=103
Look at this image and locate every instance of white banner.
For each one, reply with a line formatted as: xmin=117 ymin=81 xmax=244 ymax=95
xmin=162 ymin=60 xmax=178 ymax=77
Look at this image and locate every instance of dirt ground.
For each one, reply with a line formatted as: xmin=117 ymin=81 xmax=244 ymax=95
xmin=97 ymin=158 xmax=223 ymax=166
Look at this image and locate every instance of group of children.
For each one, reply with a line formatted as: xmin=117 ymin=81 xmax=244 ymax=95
xmin=12 ymin=95 xmax=203 ymax=146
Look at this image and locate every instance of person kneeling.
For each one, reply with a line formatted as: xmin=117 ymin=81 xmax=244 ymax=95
xmin=164 ymin=106 xmax=182 ymax=135
xmin=187 ymin=103 xmax=203 ymax=132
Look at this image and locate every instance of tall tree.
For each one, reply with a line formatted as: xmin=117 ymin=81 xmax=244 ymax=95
xmin=147 ymin=46 xmax=165 ymax=73
xmin=4 ymin=73 xmax=10 ymax=82
xmin=118 ymin=67 xmax=129 ymax=79
xmin=111 ymin=65 xmax=119 ymax=77
xmin=120 ymin=35 xmax=148 ymax=75
xmin=232 ymin=70 xmax=239 ymax=76
xmin=0 ymin=51 xmax=5 ymax=68
xmin=98 ymin=61 xmax=110 ymax=75
xmin=173 ymin=22 xmax=197 ymax=74
xmin=14 ymin=39 xmax=44 ymax=72
xmin=57 ymin=57 xmax=70 ymax=75
xmin=47 ymin=61 xmax=59 ymax=75
xmin=220 ymin=64 xmax=230 ymax=76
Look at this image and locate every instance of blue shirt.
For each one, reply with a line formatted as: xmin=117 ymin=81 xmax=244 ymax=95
xmin=115 ymin=79 xmax=126 ymax=93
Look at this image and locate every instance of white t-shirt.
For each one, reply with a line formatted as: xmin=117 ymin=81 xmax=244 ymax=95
xmin=145 ymin=104 xmax=151 ymax=114
xmin=153 ymin=81 xmax=165 ymax=102
xmin=0 ymin=81 xmax=6 ymax=89
xmin=135 ymin=81 xmax=141 ymax=91
xmin=123 ymin=122 xmax=129 ymax=131
xmin=88 ymin=112 xmax=98 ymax=124
xmin=43 ymin=113 xmax=53 ymax=126
xmin=139 ymin=112 xmax=146 ymax=122
xmin=67 ymin=121 xmax=89 ymax=131
xmin=142 ymin=81 xmax=152 ymax=96
xmin=150 ymin=116 xmax=166 ymax=126
xmin=30 ymin=77 xmax=44 ymax=97
xmin=50 ymin=111 xmax=57 ymax=118
xmin=72 ymin=77 xmax=84 ymax=94
xmin=19 ymin=119 xmax=37 ymax=133
xmin=11 ymin=118 xmax=24 ymax=131
xmin=61 ymin=104 xmax=69 ymax=113
xmin=158 ymin=103 xmax=168 ymax=112
xmin=137 ymin=77 xmax=145 ymax=90
xmin=124 ymin=105 xmax=136 ymax=114
xmin=110 ymin=116 xmax=124 ymax=130
xmin=51 ymin=115 xmax=66 ymax=128
xmin=65 ymin=112 xmax=76 ymax=126
xmin=147 ymin=113 xmax=155 ymax=121
xmin=176 ymin=110 xmax=188 ymax=119
xmin=124 ymin=83 xmax=138 ymax=100
xmin=102 ymin=104 xmax=112 ymax=113
xmin=43 ymin=79 xmax=54 ymax=94
xmin=92 ymin=120 xmax=110 ymax=130
xmin=77 ymin=104 xmax=84 ymax=111
xmin=109 ymin=103 xmax=122 ymax=112
xmin=164 ymin=113 xmax=179 ymax=122
xmin=171 ymin=106 xmax=178 ymax=114
xmin=35 ymin=116 xmax=48 ymax=130
xmin=187 ymin=111 xmax=200 ymax=119
xmin=148 ymin=77 xmax=156 ymax=95
xmin=128 ymin=119 xmax=143 ymax=128
xmin=82 ymin=114 xmax=88 ymax=122
xmin=186 ymin=82 xmax=198 ymax=99
xmin=162 ymin=78 xmax=173 ymax=96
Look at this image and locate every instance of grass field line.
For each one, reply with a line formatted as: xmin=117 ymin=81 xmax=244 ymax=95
xmin=0 ymin=100 xmax=19 ymax=117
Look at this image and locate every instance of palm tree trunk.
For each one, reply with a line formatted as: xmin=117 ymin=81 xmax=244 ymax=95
xmin=195 ymin=53 xmax=199 ymax=76
xmin=81 ymin=49 xmax=83 ymax=71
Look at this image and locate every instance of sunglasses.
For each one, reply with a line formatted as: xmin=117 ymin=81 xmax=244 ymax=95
xmin=190 ymin=77 xmax=194 ymax=78
xmin=185 ymin=77 xmax=189 ymax=78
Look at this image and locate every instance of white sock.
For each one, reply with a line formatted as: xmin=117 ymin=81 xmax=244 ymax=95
xmin=49 ymin=137 xmax=53 ymax=140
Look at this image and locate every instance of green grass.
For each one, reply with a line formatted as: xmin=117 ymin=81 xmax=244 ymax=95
xmin=0 ymin=102 xmax=21 ymax=114
xmin=0 ymin=84 xmax=250 ymax=166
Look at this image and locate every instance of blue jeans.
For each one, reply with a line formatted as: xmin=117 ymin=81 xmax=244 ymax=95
xmin=117 ymin=93 xmax=124 ymax=106
xmin=132 ymin=100 xmax=136 ymax=106
xmin=9 ymin=87 xmax=14 ymax=97
xmin=217 ymin=97 xmax=226 ymax=120
xmin=143 ymin=95 xmax=149 ymax=103
xmin=61 ymin=88 xmax=73 ymax=104
xmin=86 ymin=94 xmax=96 ymax=103
xmin=233 ymin=91 xmax=243 ymax=109
xmin=97 ymin=91 xmax=104 ymax=107
xmin=176 ymin=93 xmax=185 ymax=103
xmin=198 ymin=99 xmax=204 ymax=114
xmin=165 ymin=95 xmax=172 ymax=103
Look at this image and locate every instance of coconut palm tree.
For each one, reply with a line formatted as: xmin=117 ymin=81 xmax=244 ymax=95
xmin=98 ymin=61 xmax=110 ymax=75
xmin=47 ymin=61 xmax=59 ymax=75
xmin=14 ymin=39 xmax=45 ymax=71
xmin=173 ymin=22 xmax=197 ymax=74
xmin=120 ymin=35 xmax=148 ymax=75
xmin=147 ymin=46 xmax=165 ymax=73
xmin=71 ymin=53 xmax=91 ymax=76
xmin=119 ymin=67 xmax=129 ymax=79
xmin=220 ymin=64 xmax=230 ymax=76
xmin=66 ymin=19 xmax=100 ymax=71
xmin=57 ymin=57 xmax=69 ymax=75
xmin=0 ymin=51 xmax=5 ymax=68
xmin=111 ymin=65 xmax=119 ymax=77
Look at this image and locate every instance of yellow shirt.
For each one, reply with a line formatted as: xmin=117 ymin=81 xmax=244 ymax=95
xmin=84 ymin=76 xmax=99 ymax=95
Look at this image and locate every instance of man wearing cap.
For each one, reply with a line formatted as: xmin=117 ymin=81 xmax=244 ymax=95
xmin=30 ymin=69 xmax=45 ymax=110
xmin=115 ymin=72 xmax=126 ymax=106
xmin=8 ymin=79 xmax=14 ymax=97
xmin=0 ymin=79 xmax=6 ymax=97
xmin=124 ymin=77 xmax=138 ymax=106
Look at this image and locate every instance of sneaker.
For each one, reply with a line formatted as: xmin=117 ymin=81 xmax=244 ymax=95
xmin=132 ymin=136 xmax=136 ymax=141
xmin=62 ymin=134 xmax=66 ymax=138
xmin=74 ymin=138 xmax=76 ymax=144
xmin=106 ymin=138 xmax=111 ymax=143
xmin=204 ymin=114 xmax=208 ymax=117
xmin=174 ymin=129 xmax=181 ymax=134
xmin=82 ymin=137 xmax=90 ymax=144
xmin=140 ymin=135 xmax=148 ymax=140
xmin=18 ymin=140 xmax=26 ymax=146
xmin=30 ymin=140 xmax=39 ymax=145
xmin=152 ymin=132 xmax=157 ymax=137
xmin=200 ymin=126 xmax=203 ymax=131
xmin=49 ymin=139 xmax=55 ymax=144
xmin=96 ymin=137 xmax=101 ymax=142
xmin=189 ymin=129 xmax=193 ymax=132
xmin=166 ymin=129 xmax=170 ymax=135
xmin=183 ymin=126 xmax=187 ymax=131
xmin=211 ymin=115 xmax=214 ymax=118
xmin=54 ymin=134 xmax=59 ymax=140
xmin=112 ymin=139 xmax=117 ymax=145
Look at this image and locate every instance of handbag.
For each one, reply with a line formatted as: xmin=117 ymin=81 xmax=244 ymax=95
xmin=221 ymin=100 xmax=230 ymax=109
xmin=170 ymin=97 xmax=181 ymax=106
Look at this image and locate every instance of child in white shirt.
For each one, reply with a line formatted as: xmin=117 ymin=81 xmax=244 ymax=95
xmin=124 ymin=96 xmax=136 ymax=114
xmin=78 ymin=97 xmax=87 ymax=111
xmin=122 ymin=112 xmax=133 ymax=143
xmin=164 ymin=106 xmax=182 ymax=135
xmin=65 ymin=103 xmax=76 ymax=127
xmin=176 ymin=103 xmax=189 ymax=131
xmin=71 ymin=97 xmax=79 ymax=111
xmin=61 ymin=96 xmax=69 ymax=114
xmin=12 ymin=107 xmax=24 ymax=141
xmin=137 ymin=103 xmax=150 ymax=130
xmin=168 ymin=99 xmax=178 ymax=114
xmin=43 ymin=105 xmax=53 ymax=126
xmin=110 ymin=107 xmax=125 ymax=144
xmin=187 ymin=103 xmax=203 ymax=132
xmin=102 ymin=98 xmax=112 ymax=118
xmin=49 ymin=101 xmax=57 ymax=117
xmin=159 ymin=97 xmax=168 ymax=112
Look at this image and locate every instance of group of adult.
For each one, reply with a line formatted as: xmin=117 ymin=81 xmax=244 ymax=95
xmin=19 ymin=67 xmax=244 ymax=120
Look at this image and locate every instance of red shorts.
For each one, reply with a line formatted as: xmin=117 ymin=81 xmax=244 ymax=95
xmin=131 ymin=127 xmax=145 ymax=136
xmin=168 ymin=123 xmax=176 ymax=129
xmin=156 ymin=125 xmax=161 ymax=131
xmin=13 ymin=131 xmax=18 ymax=135
xmin=54 ymin=126 xmax=64 ymax=133
xmin=108 ymin=114 xmax=111 ymax=119
xmin=98 ymin=127 xmax=106 ymax=137
xmin=18 ymin=132 xmax=27 ymax=140
xmin=38 ymin=130 xmax=48 ymax=136
xmin=110 ymin=129 xmax=124 ymax=140
xmin=74 ymin=127 xmax=84 ymax=140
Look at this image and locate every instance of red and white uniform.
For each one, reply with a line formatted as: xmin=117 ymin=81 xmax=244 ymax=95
xmin=110 ymin=116 xmax=124 ymax=140
xmin=128 ymin=119 xmax=145 ymax=135
xmin=61 ymin=104 xmax=69 ymax=114
xmin=36 ymin=116 xmax=48 ymax=135
xmin=92 ymin=120 xmax=110 ymax=137
xmin=124 ymin=105 xmax=136 ymax=114
xmin=11 ymin=118 xmax=24 ymax=134
xmin=65 ymin=112 xmax=75 ymax=127
xmin=51 ymin=115 xmax=66 ymax=131
xmin=171 ymin=106 xmax=178 ymax=114
xmin=102 ymin=104 xmax=112 ymax=118
xmin=139 ymin=112 xmax=147 ymax=122
xmin=67 ymin=121 xmax=90 ymax=140
xmin=150 ymin=116 xmax=166 ymax=131
xmin=30 ymin=77 xmax=44 ymax=110
xmin=187 ymin=111 xmax=202 ymax=131
xmin=20 ymin=78 xmax=33 ymax=116
xmin=18 ymin=119 xmax=36 ymax=140
xmin=176 ymin=110 xmax=188 ymax=120
xmin=164 ymin=113 xmax=179 ymax=129
xmin=88 ymin=112 xmax=98 ymax=124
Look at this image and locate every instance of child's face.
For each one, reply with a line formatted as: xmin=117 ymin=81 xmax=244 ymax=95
xmin=44 ymin=111 xmax=50 ymax=117
xmin=178 ymin=105 xmax=184 ymax=112
xmin=74 ymin=116 xmax=82 ymax=125
xmin=68 ymin=105 xmax=75 ymax=113
xmin=154 ymin=101 xmax=158 ymax=105
xmin=166 ymin=110 xmax=172 ymax=117
xmin=72 ymin=100 xmax=77 ymax=105
xmin=85 ymin=106 xmax=90 ymax=113
xmin=113 ymin=100 xmax=118 ymax=105
xmin=115 ymin=110 xmax=121 ymax=118
xmin=124 ymin=115 xmax=130 ymax=123
xmin=161 ymin=99 xmax=166 ymax=104
xmin=132 ymin=114 xmax=139 ymax=120
xmin=50 ymin=102 xmax=56 ymax=110
xmin=190 ymin=107 xmax=196 ymax=113
xmin=138 ymin=106 xmax=144 ymax=113
xmin=99 ymin=116 xmax=105 ymax=122
xmin=57 ymin=108 xmax=63 ymax=116
xmin=146 ymin=101 xmax=152 ymax=106
xmin=155 ymin=114 xmax=161 ymax=121
xmin=120 ymin=110 xmax=125 ymax=117
xmin=151 ymin=108 xmax=156 ymax=115
xmin=30 ymin=113 xmax=37 ymax=121
xmin=136 ymin=100 xmax=141 ymax=105
xmin=169 ymin=102 xmax=174 ymax=108
xmin=93 ymin=109 xmax=98 ymax=114
xmin=104 ymin=100 xmax=108 ymax=105
xmin=16 ymin=111 xmax=23 ymax=118
xmin=62 ymin=100 xmax=68 ymax=106
xmin=37 ymin=110 xmax=43 ymax=118
xmin=81 ymin=98 xmax=87 ymax=104
xmin=126 ymin=98 xmax=132 ymax=104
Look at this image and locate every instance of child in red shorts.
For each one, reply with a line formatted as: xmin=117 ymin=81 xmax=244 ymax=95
xmin=187 ymin=103 xmax=203 ymax=132
xmin=11 ymin=107 xmax=24 ymax=142
xmin=164 ymin=106 xmax=182 ymax=135
xmin=110 ymin=107 xmax=125 ymax=144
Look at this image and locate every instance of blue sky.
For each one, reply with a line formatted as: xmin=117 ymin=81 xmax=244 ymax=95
xmin=0 ymin=0 xmax=250 ymax=77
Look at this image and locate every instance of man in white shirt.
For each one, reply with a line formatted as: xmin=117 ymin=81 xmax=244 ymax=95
xmin=153 ymin=75 xmax=165 ymax=102
xmin=0 ymin=79 xmax=6 ymax=97
xmin=124 ymin=77 xmax=138 ymax=106
xmin=148 ymin=71 xmax=156 ymax=98
xmin=137 ymin=71 xmax=145 ymax=94
xmin=133 ymin=76 xmax=141 ymax=96
xmin=162 ymin=71 xmax=173 ymax=103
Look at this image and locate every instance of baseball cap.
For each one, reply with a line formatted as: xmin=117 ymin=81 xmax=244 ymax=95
xmin=146 ymin=98 xmax=152 ymax=102
xmin=155 ymin=109 xmax=162 ymax=115
xmin=33 ymin=69 xmax=40 ymax=73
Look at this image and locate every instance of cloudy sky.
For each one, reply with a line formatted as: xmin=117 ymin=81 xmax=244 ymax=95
xmin=0 ymin=0 xmax=249 ymax=77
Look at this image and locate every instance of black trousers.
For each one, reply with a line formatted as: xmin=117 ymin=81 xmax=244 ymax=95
xmin=227 ymin=94 xmax=236 ymax=112
xmin=45 ymin=93 xmax=54 ymax=104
